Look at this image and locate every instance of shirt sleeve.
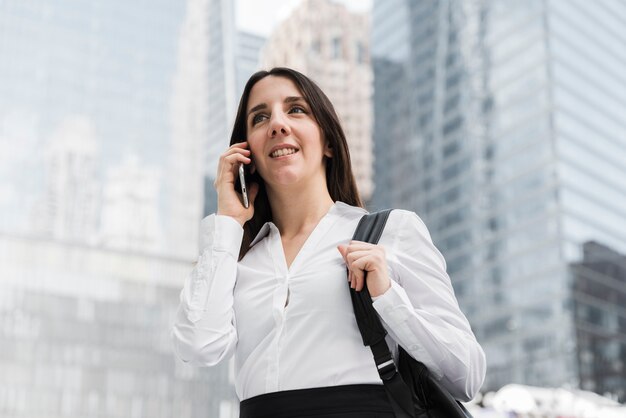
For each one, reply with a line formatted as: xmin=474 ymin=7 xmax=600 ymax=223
xmin=171 ymin=214 xmax=243 ymax=366
xmin=372 ymin=210 xmax=486 ymax=401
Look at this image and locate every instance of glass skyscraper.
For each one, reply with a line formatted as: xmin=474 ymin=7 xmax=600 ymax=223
xmin=371 ymin=0 xmax=626 ymax=399
xmin=0 ymin=0 xmax=239 ymax=416
xmin=571 ymin=242 xmax=626 ymax=401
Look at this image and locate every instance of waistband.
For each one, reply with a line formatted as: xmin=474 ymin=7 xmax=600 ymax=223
xmin=239 ymin=384 xmax=394 ymax=418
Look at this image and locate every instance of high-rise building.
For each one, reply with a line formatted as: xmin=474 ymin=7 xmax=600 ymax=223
xmin=371 ymin=0 xmax=626 ymax=397
xmin=0 ymin=235 xmax=238 ymax=417
xmin=571 ymin=242 xmax=626 ymax=402
xmin=100 ymin=154 xmax=163 ymax=253
xmin=169 ymin=0 xmax=237 ymax=259
xmin=261 ymin=0 xmax=374 ymax=201
xmin=0 ymin=0 xmax=239 ymax=416
xmin=31 ymin=115 xmax=100 ymax=245
xmin=235 ymin=31 xmax=266 ymax=98
xmin=0 ymin=0 xmax=183 ymax=246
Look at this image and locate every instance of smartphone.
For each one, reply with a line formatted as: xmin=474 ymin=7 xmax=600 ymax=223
xmin=238 ymin=163 xmax=249 ymax=208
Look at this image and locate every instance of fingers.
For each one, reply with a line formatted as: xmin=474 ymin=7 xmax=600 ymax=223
xmin=222 ymin=141 xmax=250 ymax=160
xmin=224 ymin=142 xmax=251 ymax=158
xmin=222 ymin=142 xmax=251 ymax=165
xmin=223 ymin=152 xmax=251 ymax=168
xmin=338 ymin=245 xmax=359 ymax=289
xmin=216 ymin=142 xmax=252 ymax=186
xmin=337 ymin=242 xmax=386 ymax=291
xmin=215 ymin=142 xmax=257 ymax=224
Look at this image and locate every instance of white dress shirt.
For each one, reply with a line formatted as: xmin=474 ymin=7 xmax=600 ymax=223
xmin=172 ymin=202 xmax=486 ymax=401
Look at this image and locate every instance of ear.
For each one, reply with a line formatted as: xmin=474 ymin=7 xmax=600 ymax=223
xmin=323 ymin=142 xmax=333 ymax=158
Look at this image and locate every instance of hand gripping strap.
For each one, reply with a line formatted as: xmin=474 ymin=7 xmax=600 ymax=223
xmin=349 ymin=209 xmax=414 ymax=418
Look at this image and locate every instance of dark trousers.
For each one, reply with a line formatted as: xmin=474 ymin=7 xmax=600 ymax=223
xmin=239 ymin=384 xmax=395 ymax=418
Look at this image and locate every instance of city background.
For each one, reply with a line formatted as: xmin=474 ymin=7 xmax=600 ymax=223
xmin=0 ymin=0 xmax=624 ymax=417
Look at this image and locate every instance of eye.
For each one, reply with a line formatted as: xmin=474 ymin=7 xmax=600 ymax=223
xmin=251 ymin=113 xmax=267 ymax=125
xmin=288 ymin=106 xmax=306 ymax=114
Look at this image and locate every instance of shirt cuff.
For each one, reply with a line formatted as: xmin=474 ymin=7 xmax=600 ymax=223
xmin=199 ymin=214 xmax=244 ymax=256
xmin=372 ymin=279 xmax=414 ymax=325
xmin=372 ymin=280 xmax=445 ymax=380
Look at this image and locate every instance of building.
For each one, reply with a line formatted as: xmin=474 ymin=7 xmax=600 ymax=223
xmin=0 ymin=0 xmax=182 ymax=246
xmin=100 ymin=154 xmax=163 ymax=253
xmin=0 ymin=234 xmax=237 ymax=417
xmin=0 ymin=0 xmax=239 ymax=415
xmin=235 ymin=31 xmax=266 ymax=98
xmin=261 ymin=0 xmax=374 ymax=201
xmin=571 ymin=242 xmax=626 ymax=402
xmin=168 ymin=0 xmax=237 ymax=259
xmin=371 ymin=0 xmax=626 ymax=397
xmin=31 ymin=115 xmax=100 ymax=245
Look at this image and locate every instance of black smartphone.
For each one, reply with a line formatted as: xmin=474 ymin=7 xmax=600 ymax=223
xmin=237 ymin=163 xmax=249 ymax=208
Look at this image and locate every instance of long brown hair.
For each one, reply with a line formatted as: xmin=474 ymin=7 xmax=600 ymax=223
xmin=230 ymin=67 xmax=362 ymax=259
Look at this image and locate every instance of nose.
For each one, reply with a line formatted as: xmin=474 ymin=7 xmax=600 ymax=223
xmin=268 ymin=111 xmax=291 ymax=138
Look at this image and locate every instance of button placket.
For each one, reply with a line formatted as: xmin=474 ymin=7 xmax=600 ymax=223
xmin=267 ymin=226 xmax=289 ymax=392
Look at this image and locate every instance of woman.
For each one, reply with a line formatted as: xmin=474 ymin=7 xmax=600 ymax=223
xmin=172 ymin=67 xmax=486 ymax=417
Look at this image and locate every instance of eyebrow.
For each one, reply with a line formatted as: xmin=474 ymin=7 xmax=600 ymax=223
xmin=247 ymin=96 xmax=307 ymax=117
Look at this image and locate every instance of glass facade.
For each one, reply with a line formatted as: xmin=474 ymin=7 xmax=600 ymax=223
xmin=371 ymin=0 xmax=626 ymax=399
xmin=170 ymin=0 xmax=236 ymax=257
xmin=571 ymin=242 xmax=626 ymax=402
xmin=548 ymin=0 xmax=626 ymax=259
xmin=235 ymin=31 xmax=265 ymax=98
xmin=0 ymin=235 xmax=237 ymax=417
xmin=0 ymin=0 xmax=239 ymax=416
xmin=0 ymin=0 xmax=182 ymax=236
xmin=370 ymin=0 xmax=414 ymax=210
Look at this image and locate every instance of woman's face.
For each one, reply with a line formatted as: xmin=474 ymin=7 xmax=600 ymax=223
xmin=245 ymin=75 xmax=332 ymax=190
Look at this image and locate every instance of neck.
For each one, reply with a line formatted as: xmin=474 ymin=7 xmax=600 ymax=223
xmin=266 ymin=180 xmax=335 ymax=239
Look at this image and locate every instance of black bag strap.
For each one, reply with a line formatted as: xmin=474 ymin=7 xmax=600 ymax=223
xmin=349 ymin=209 xmax=415 ymax=418
xmin=350 ymin=210 xmax=474 ymax=418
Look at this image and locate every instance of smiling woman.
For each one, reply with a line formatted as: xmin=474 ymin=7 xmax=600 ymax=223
xmin=229 ymin=68 xmax=363 ymax=255
xmin=171 ymin=67 xmax=486 ymax=418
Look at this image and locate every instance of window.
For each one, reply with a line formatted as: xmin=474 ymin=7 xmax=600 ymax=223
xmin=332 ymin=37 xmax=341 ymax=59
xmin=356 ymin=41 xmax=365 ymax=64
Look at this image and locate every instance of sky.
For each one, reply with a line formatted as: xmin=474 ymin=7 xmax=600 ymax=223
xmin=236 ymin=0 xmax=372 ymax=37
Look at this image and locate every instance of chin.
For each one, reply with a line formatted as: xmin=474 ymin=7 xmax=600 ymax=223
xmin=268 ymin=167 xmax=301 ymax=184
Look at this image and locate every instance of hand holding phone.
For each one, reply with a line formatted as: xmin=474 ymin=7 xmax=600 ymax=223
xmin=216 ymin=141 xmax=254 ymax=226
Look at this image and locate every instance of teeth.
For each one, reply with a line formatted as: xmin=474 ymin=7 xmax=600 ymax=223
xmin=271 ymin=148 xmax=297 ymax=158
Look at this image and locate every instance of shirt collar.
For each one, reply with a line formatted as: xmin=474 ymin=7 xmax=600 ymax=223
xmin=249 ymin=223 xmax=272 ymax=247
xmin=248 ymin=201 xmax=367 ymax=248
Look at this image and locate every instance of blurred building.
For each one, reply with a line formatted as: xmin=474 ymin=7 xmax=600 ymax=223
xmin=31 ymin=115 xmax=100 ymax=245
xmin=571 ymin=242 xmax=626 ymax=402
xmin=0 ymin=0 xmax=239 ymax=416
xmin=0 ymin=235 xmax=237 ymax=417
xmin=235 ymin=31 xmax=266 ymax=98
xmin=169 ymin=0 xmax=237 ymax=259
xmin=0 ymin=0 xmax=182 ymax=246
xmin=100 ymin=154 xmax=163 ymax=253
xmin=371 ymin=0 xmax=626 ymax=398
xmin=261 ymin=0 xmax=374 ymax=201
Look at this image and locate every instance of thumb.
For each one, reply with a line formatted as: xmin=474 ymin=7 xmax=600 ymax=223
xmin=337 ymin=244 xmax=347 ymax=259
